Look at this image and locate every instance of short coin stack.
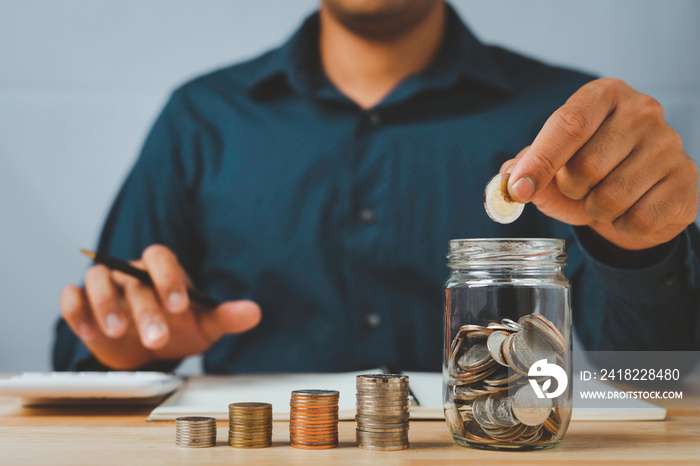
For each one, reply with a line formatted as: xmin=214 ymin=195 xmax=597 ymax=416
xmin=355 ymin=374 xmax=410 ymax=451
xmin=175 ymin=416 xmax=217 ymax=448
xmin=228 ymin=402 xmax=272 ymax=448
xmin=289 ymin=390 xmax=339 ymax=449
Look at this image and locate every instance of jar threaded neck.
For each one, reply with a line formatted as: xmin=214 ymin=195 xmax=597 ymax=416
xmin=447 ymin=238 xmax=567 ymax=269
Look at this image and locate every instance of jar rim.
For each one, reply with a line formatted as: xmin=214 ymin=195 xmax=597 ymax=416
xmin=447 ymin=238 xmax=567 ymax=268
xmin=448 ymin=237 xmax=564 ymax=247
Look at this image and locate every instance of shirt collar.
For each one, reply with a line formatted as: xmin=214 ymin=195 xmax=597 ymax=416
xmin=247 ymin=4 xmax=514 ymax=102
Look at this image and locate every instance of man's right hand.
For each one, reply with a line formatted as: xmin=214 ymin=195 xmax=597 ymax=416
xmin=60 ymin=245 xmax=261 ymax=370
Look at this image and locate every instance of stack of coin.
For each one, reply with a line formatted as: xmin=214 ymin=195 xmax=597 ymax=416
xmin=355 ymin=374 xmax=410 ymax=451
xmin=228 ymin=402 xmax=272 ymax=448
xmin=175 ymin=416 xmax=217 ymax=448
xmin=445 ymin=313 xmax=566 ymax=446
xmin=289 ymin=390 xmax=339 ymax=449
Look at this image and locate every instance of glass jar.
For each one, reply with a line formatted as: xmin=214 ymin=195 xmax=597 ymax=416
xmin=443 ymin=238 xmax=572 ymax=451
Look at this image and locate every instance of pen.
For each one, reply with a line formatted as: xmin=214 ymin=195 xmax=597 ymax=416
xmin=79 ymin=249 xmax=219 ymax=310
xmin=380 ymin=363 xmax=421 ymax=407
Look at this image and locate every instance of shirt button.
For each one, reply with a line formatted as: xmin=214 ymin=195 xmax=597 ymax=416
xmin=358 ymin=207 xmax=377 ymax=224
xmin=368 ymin=112 xmax=381 ymax=126
xmin=363 ymin=312 xmax=381 ymax=330
xmin=658 ymin=273 xmax=676 ymax=289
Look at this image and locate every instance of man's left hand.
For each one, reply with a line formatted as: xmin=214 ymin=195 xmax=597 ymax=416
xmin=502 ymin=78 xmax=699 ymax=251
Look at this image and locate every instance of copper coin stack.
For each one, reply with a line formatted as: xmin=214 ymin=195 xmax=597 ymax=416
xmin=175 ymin=416 xmax=217 ymax=448
xmin=289 ymin=389 xmax=340 ymax=449
xmin=228 ymin=402 xmax=273 ymax=448
xmin=355 ymin=374 xmax=410 ymax=451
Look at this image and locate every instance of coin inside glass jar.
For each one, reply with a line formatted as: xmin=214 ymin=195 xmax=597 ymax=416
xmin=444 ymin=239 xmax=570 ymax=451
xmin=483 ymin=173 xmax=524 ymax=224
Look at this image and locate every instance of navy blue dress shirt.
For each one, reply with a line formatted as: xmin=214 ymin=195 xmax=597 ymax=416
xmin=53 ymin=7 xmax=700 ymax=373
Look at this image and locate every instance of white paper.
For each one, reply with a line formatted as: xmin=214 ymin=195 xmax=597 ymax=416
xmin=148 ymin=370 xmax=665 ymax=422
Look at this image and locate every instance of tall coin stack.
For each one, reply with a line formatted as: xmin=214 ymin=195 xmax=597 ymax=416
xmin=289 ymin=390 xmax=339 ymax=449
xmin=355 ymin=374 xmax=410 ymax=451
xmin=228 ymin=402 xmax=273 ymax=448
xmin=175 ymin=416 xmax=217 ymax=448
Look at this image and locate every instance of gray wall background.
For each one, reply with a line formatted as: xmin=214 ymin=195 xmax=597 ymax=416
xmin=1 ymin=0 xmax=699 ymax=372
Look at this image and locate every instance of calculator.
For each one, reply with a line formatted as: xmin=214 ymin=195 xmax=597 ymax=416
xmin=0 ymin=371 xmax=182 ymax=404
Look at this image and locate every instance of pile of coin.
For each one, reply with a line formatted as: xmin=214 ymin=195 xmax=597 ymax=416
xmin=175 ymin=416 xmax=217 ymax=448
xmin=445 ymin=313 xmax=566 ymax=446
xmin=228 ymin=402 xmax=272 ymax=448
xmin=289 ymin=390 xmax=339 ymax=449
xmin=355 ymin=374 xmax=410 ymax=451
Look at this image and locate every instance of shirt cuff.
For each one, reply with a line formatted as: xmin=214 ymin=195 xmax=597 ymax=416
xmin=572 ymin=226 xmax=697 ymax=305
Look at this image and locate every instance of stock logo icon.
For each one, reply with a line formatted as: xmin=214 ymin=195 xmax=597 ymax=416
xmin=528 ymin=359 xmax=568 ymax=399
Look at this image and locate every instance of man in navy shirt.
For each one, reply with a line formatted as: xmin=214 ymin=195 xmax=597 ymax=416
xmin=54 ymin=1 xmax=700 ymax=373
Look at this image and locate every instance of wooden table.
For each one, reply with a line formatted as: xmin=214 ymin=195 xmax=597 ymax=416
xmin=1 ymin=397 xmax=698 ymax=465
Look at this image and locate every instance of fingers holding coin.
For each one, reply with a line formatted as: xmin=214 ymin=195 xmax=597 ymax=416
xmin=484 ymin=173 xmax=524 ymax=224
xmin=495 ymin=79 xmax=698 ymax=249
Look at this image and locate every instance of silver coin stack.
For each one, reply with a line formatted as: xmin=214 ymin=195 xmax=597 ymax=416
xmin=355 ymin=374 xmax=410 ymax=451
xmin=175 ymin=416 xmax=217 ymax=448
